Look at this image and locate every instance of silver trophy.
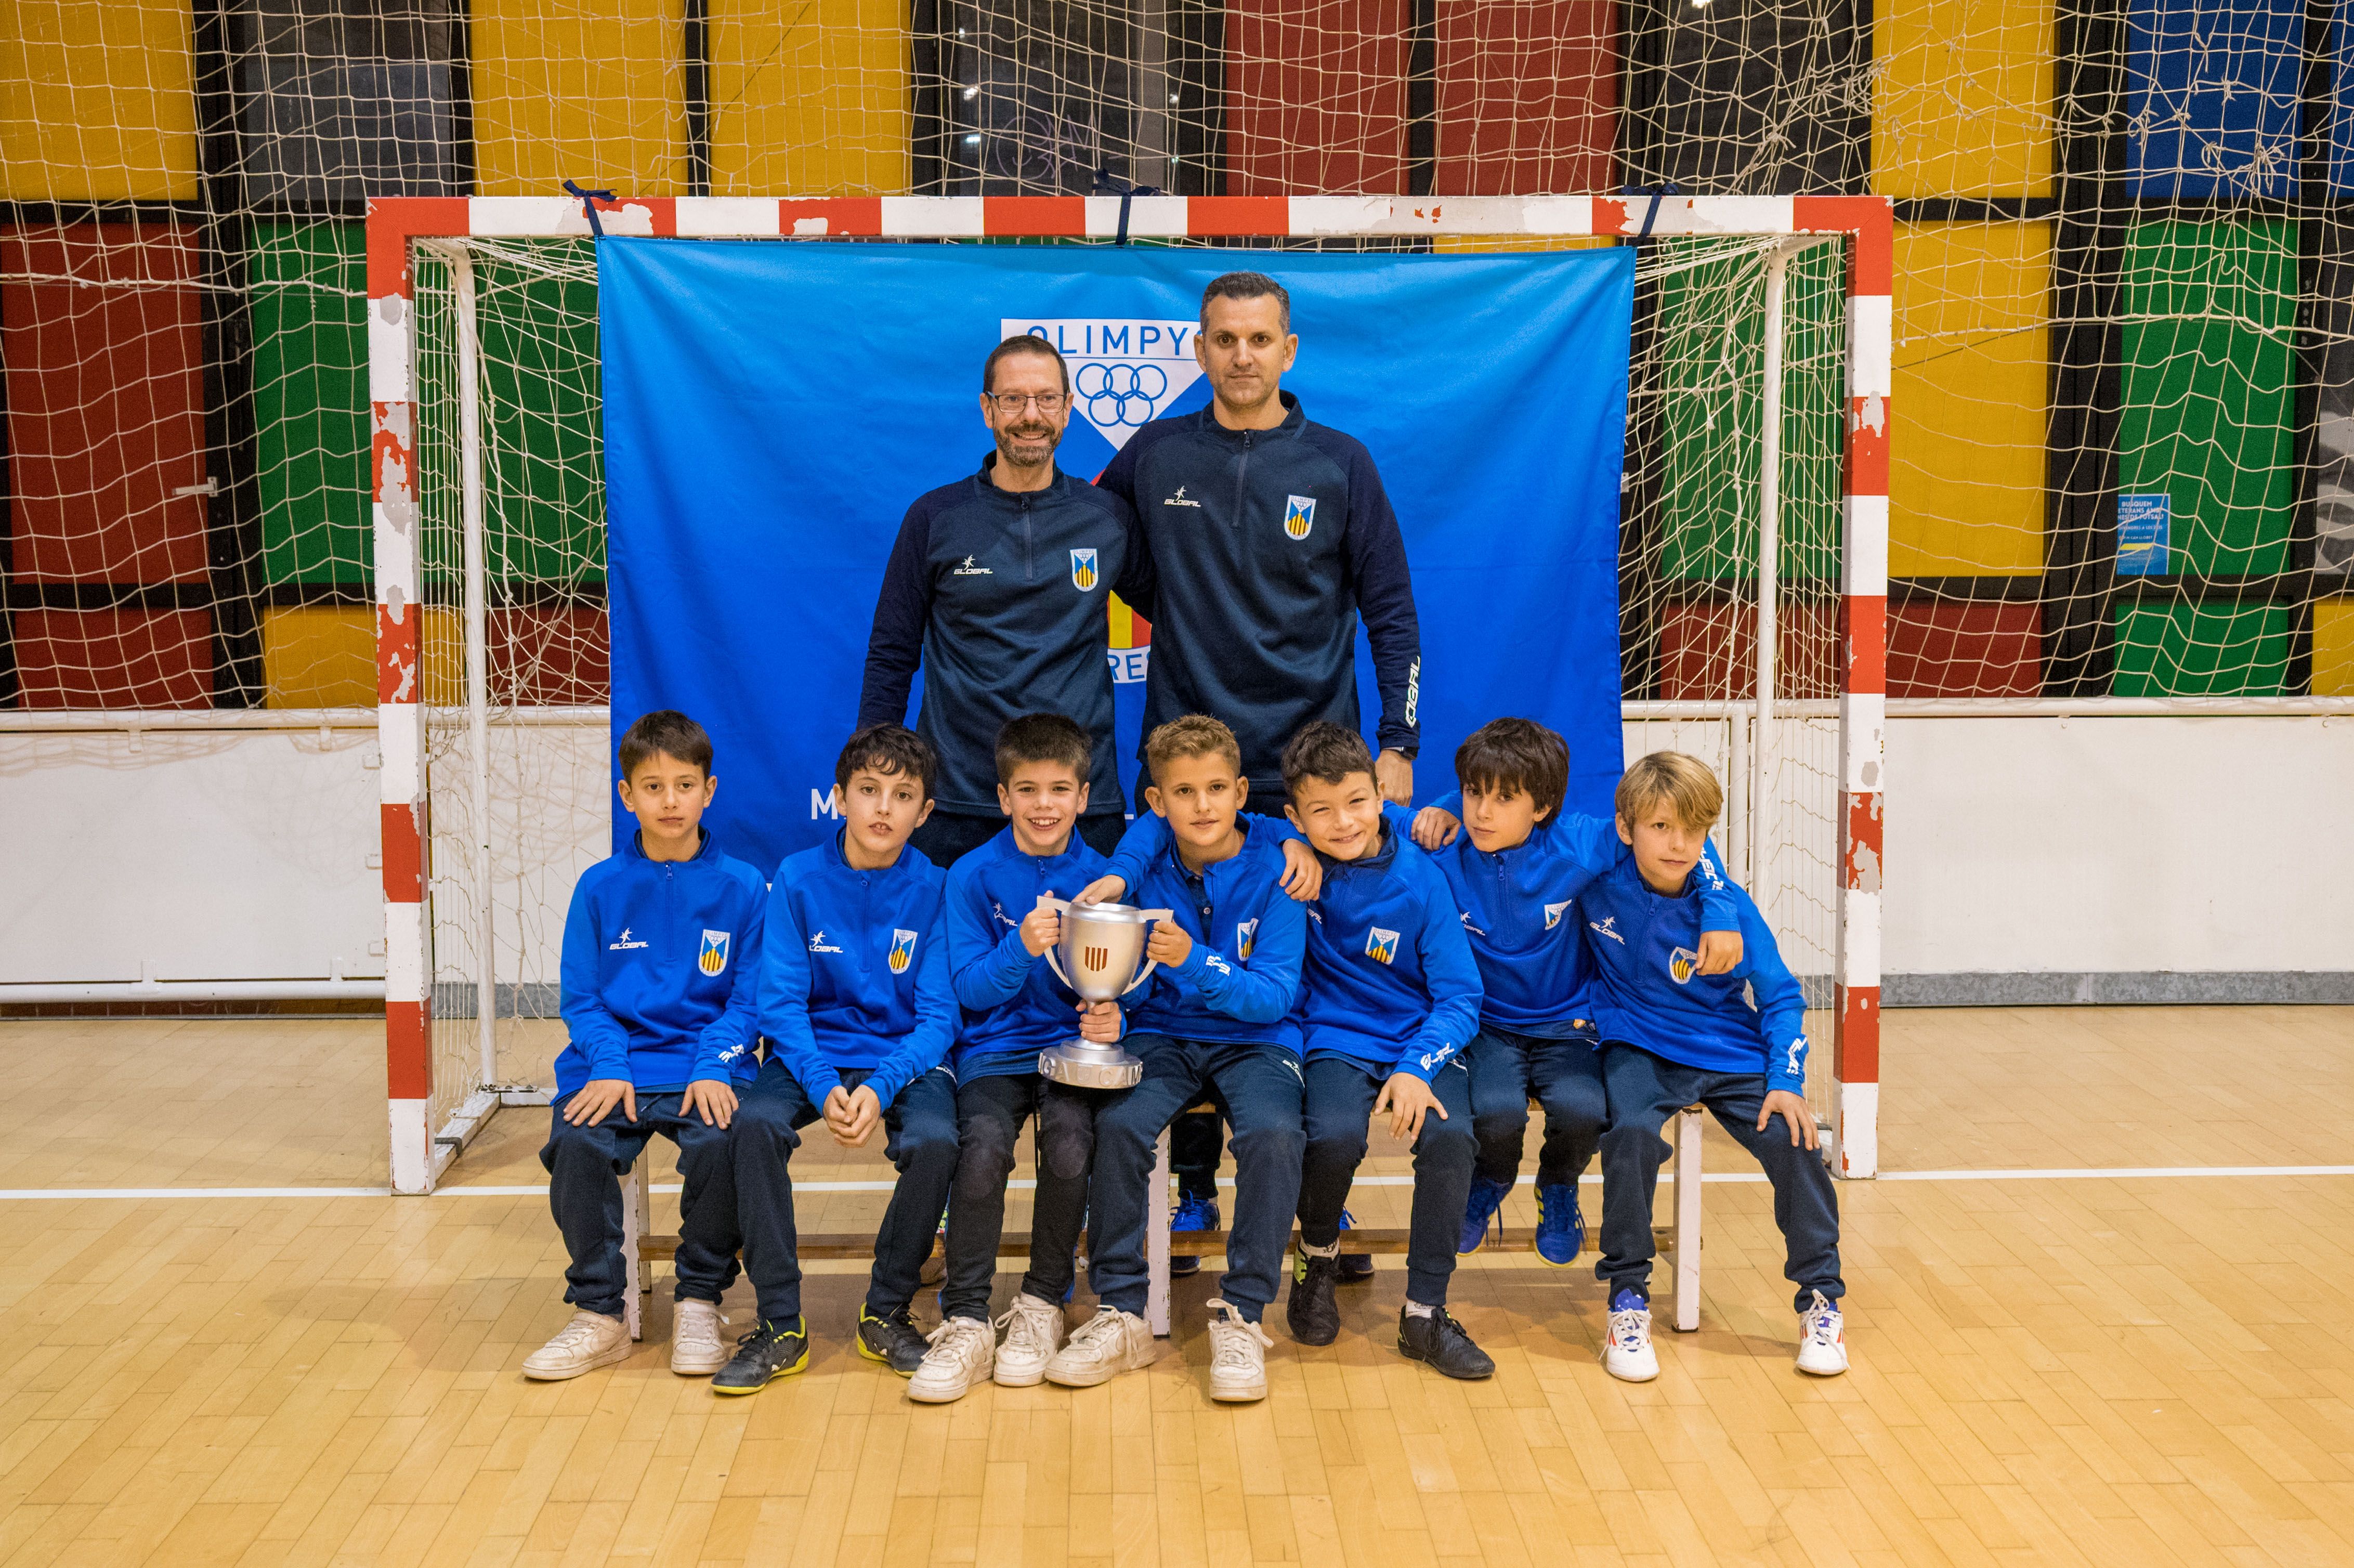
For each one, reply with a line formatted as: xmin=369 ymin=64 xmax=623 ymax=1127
xmin=1036 ymin=895 xmax=1172 ymax=1089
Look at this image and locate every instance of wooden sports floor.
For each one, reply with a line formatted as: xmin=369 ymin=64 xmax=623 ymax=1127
xmin=3 ymin=1005 xmax=2353 ymax=1567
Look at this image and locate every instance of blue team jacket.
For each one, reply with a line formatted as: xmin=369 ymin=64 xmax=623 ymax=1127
xmin=755 ymin=831 xmax=956 ymax=1107
xmin=555 ymin=830 xmax=767 ymax=1099
xmin=1579 ymin=853 xmax=1811 ymax=1093
xmin=944 ymin=826 xmax=1115 ymax=1080
xmin=1102 ymin=814 xmax=1305 ymax=1050
xmin=1297 ymin=818 xmax=1484 ymax=1083
xmin=1424 ymin=792 xmax=1741 ymax=1038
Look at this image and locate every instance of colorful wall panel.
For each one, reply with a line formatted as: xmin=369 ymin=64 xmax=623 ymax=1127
xmin=0 ymin=0 xmax=199 ymax=201
xmin=1432 ymin=0 xmax=1614 ymax=197
xmin=712 ymin=0 xmax=908 ymax=195
xmin=1873 ymin=0 xmax=2054 ymax=198
xmin=1225 ymin=0 xmax=1408 ymax=195
xmin=470 ymin=0 xmax=685 ymax=195
xmin=2126 ymin=0 xmax=2303 ymax=198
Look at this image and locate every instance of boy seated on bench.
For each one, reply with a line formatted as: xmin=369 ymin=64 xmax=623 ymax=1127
xmin=712 ymin=724 xmax=959 ymax=1394
xmin=1274 ymin=723 xmax=1494 ymax=1379
xmin=907 ymin=714 xmax=1125 ymax=1403
xmin=1580 ymin=751 xmax=1848 ymax=1383
xmin=527 ymin=710 xmax=766 ymax=1381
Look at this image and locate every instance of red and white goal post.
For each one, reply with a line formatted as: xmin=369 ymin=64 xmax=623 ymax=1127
xmin=369 ymin=192 xmax=1890 ymax=1193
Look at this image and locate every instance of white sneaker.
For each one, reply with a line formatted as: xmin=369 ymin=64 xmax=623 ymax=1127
xmin=992 ymin=1292 xmax=1066 ymax=1388
xmin=1205 ymin=1298 xmax=1273 ymax=1403
xmin=670 ymin=1299 xmax=728 ymax=1376
xmin=522 ymin=1310 xmax=631 ymax=1380
xmin=908 ymin=1314 xmax=997 ymax=1403
xmin=1042 ymin=1305 xmax=1159 ymax=1388
xmin=1796 ymin=1291 xmax=1849 ymax=1376
xmin=1601 ymin=1292 xmax=1659 ymax=1383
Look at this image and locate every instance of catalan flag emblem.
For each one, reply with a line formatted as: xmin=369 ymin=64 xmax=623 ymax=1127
xmin=888 ymin=928 xmax=919 ymax=974
xmin=1070 ymin=548 xmax=1100 ymax=591
xmin=1283 ymin=494 xmax=1316 ymax=540
xmin=1669 ymin=946 xmax=1699 ymax=984
xmin=1365 ymin=926 xmax=1399 ymax=965
xmin=1236 ymin=918 xmax=1259 ymax=960
xmin=698 ymin=929 xmax=731 ymax=976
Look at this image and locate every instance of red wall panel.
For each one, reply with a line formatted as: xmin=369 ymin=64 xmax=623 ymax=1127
xmin=1226 ymin=1 xmax=1409 ymax=195
xmin=1656 ymin=600 xmax=1840 ymax=701
xmin=12 ymin=609 xmax=214 ymax=709
xmin=2 ymin=224 xmax=208 ymax=584
xmin=1435 ymin=0 xmax=1617 ymax=196
xmin=492 ymin=607 xmax=609 ymax=707
xmin=1888 ymin=600 xmax=2042 ymax=698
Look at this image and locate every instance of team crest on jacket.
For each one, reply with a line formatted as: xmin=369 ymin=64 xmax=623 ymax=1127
xmin=888 ymin=929 xmax=919 ymax=974
xmin=1365 ymin=926 xmax=1400 ymax=964
xmin=698 ymin=929 xmax=731 ymax=976
xmin=1236 ymin=918 xmax=1259 ymax=960
xmin=1668 ymin=947 xmax=1700 ymax=984
xmin=1069 ymin=547 xmax=1100 ymax=591
xmin=1544 ymin=900 xmax=1572 ymax=931
xmin=1283 ymin=494 xmax=1316 ymax=540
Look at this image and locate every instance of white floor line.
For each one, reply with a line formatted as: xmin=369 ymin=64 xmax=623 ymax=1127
xmin=5 ymin=1164 xmax=2354 ymax=1201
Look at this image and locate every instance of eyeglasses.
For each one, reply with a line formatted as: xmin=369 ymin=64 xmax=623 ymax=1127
xmin=988 ymin=391 xmax=1068 ymax=413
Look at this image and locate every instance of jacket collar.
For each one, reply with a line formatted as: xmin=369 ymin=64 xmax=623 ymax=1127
xmin=1320 ymin=816 xmax=1398 ymax=878
xmin=991 ymin=824 xmax=1087 ymax=868
xmin=625 ymin=827 xmax=719 ymax=865
xmin=973 ymin=452 xmax=1074 ymax=506
xmin=1189 ymin=390 xmax=1305 ymax=445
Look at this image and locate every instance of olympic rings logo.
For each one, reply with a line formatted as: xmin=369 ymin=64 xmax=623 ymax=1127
xmin=1074 ymin=362 xmax=1168 ymax=427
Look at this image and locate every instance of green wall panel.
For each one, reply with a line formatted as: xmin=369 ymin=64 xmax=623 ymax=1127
xmin=251 ymin=220 xmax=368 ymax=587
xmin=2113 ymin=603 xmax=2289 ymax=695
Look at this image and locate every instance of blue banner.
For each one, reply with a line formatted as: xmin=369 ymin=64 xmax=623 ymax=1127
xmin=601 ymin=240 xmax=1632 ymax=874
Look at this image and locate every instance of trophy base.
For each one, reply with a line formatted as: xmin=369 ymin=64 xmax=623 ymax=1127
xmin=1037 ymin=1041 xmax=1143 ymax=1090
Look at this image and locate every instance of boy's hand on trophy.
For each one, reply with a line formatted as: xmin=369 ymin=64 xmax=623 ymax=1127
xmin=1146 ymin=919 xmax=1193 ymax=970
xmin=1076 ymin=1001 xmax=1122 ymax=1043
xmin=1277 ymin=839 xmax=1323 ymax=903
xmin=1073 ymin=874 xmax=1126 ymax=907
xmin=1021 ymin=902 xmax=1062 ymax=957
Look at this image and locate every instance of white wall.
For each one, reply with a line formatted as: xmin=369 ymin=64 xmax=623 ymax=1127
xmin=3 ymin=712 xmax=2349 ymax=994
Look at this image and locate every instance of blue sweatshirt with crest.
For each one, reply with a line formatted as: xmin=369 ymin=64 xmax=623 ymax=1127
xmin=1579 ymin=852 xmax=1812 ymax=1093
xmin=1297 ymin=818 xmax=1484 ymax=1082
xmin=944 ymin=825 xmax=1116 ymax=1081
xmin=1100 ymin=814 xmax=1306 ymax=1050
xmin=555 ymin=830 xmax=767 ymax=1099
xmin=1424 ymin=791 xmax=1742 ymax=1038
xmin=755 ymin=831 xmax=957 ymax=1107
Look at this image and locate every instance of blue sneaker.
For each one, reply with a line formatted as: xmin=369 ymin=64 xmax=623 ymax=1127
xmin=1338 ymin=1208 xmax=1374 ymax=1281
xmin=1459 ymin=1174 xmax=1511 ymax=1255
xmin=1169 ymin=1193 xmax=1218 ymax=1278
xmin=1532 ymin=1184 xmax=1583 ymax=1266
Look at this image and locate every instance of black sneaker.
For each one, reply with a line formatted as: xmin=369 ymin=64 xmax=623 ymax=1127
xmin=1398 ymin=1306 xmax=1495 ymax=1380
xmin=711 ymin=1316 xmax=809 ymax=1395
xmin=857 ymin=1305 xmax=929 ymax=1375
xmin=1286 ymin=1249 xmax=1341 ymax=1345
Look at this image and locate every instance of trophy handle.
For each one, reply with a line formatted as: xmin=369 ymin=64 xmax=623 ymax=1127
xmin=1122 ymin=909 xmax=1177 ymax=995
xmin=1035 ymin=895 xmax=1075 ymax=990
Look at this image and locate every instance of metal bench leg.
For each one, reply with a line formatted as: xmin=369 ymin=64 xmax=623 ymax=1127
xmin=1147 ymin=1125 xmax=1172 ymax=1337
xmin=620 ymin=1157 xmax=649 ymax=1342
xmin=1672 ymin=1106 xmax=1702 ymax=1332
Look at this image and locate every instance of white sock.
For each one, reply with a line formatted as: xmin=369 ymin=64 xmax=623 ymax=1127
xmin=1300 ymin=1238 xmax=1341 ymax=1260
xmin=1403 ymin=1300 xmax=1436 ymax=1319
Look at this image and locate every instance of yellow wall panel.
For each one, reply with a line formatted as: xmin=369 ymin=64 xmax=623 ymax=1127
xmin=1874 ymin=0 xmax=2052 ymax=199
xmin=1891 ymin=221 xmax=2050 ymax=577
xmin=2314 ymin=603 xmax=2354 ymax=698
xmin=264 ymin=607 xmax=464 ymax=708
xmin=712 ymin=0 xmax=907 ymax=195
xmin=0 ymin=0 xmax=198 ymax=200
xmin=472 ymin=0 xmax=684 ymax=197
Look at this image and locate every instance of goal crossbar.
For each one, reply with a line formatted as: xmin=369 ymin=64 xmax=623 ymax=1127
xmin=368 ymin=192 xmax=1892 ymax=1193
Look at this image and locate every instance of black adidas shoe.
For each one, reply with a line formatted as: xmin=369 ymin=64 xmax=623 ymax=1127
xmin=857 ymin=1305 xmax=929 ymax=1375
xmin=1398 ymin=1306 xmax=1495 ymax=1380
xmin=1286 ymin=1250 xmax=1341 ymax=1346
xmin=711 ymin=1316 xmax=809 ymax=1395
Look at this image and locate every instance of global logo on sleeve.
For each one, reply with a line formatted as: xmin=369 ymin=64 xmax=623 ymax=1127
xmin=608 ymin=927 xmax=649 ymax=951
xmin=1000 ymin=321 xmax=1205 ymax=450
xmin=1544 ymin=899 xmax=1572 ymax=930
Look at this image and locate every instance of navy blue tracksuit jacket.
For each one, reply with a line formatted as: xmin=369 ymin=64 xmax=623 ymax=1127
xmin=858 ymin=455 xmax=1152 ymax=815
xmin=1095 ymin=393 xmax=1421 ymax=793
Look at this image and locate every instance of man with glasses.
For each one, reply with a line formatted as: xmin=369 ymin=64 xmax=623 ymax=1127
xmin=859 ymin=335 xmax=1153 ymax=866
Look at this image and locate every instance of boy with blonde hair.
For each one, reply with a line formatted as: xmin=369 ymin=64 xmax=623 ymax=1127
xmin=1581 ymin=751 xmax=1846 ymax=1382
